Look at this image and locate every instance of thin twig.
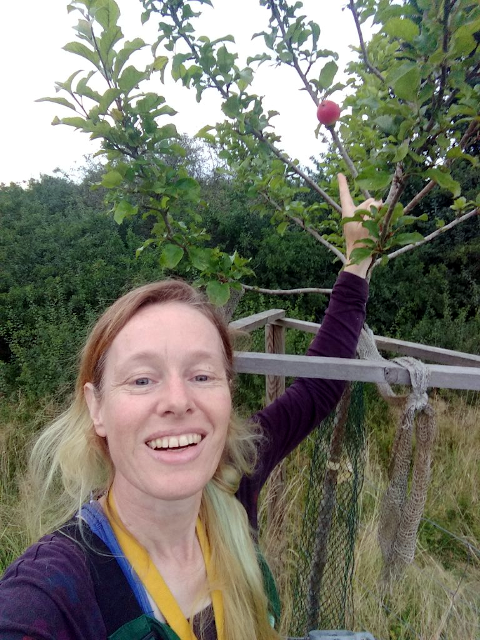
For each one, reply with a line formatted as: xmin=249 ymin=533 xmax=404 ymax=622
xmin=379 ymin=181 xmax=405 ymax=247
xmin=348 ymin=0 xmax=385 ymax=82
xmin=374 ymin=207 xmax=479 ymax=266
xmin=267 ymin=0 xmax=318 ymax=104
xmin=241 ymin=284 xmax=332 ymax=295
xmin=329 ymin=128 xmax=371 ymax=200
xmin=259 ymin=191 xmax=346 ymax=262
xmin=168 ymin=4 xmax=344 ymax=214
xmin=258 ymin=135 xmax=343 ymax=213
xmin=403 ymin=180 xmax=438 ymax=215
xmin=289 ymin=215 xmax=347 ymax=263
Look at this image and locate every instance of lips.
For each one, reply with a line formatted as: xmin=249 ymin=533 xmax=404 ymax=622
xmin=146 ymin=433 xmax=203 ymax=450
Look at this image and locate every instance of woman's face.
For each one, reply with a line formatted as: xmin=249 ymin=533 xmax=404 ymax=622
xmin=84 ymin=302 xmax=232 ymax=506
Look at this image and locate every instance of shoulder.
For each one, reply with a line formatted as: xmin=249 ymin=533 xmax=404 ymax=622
xmin=0 ymin=529 xmax=105 ymax=638
xmin=2 ymin=529 xmax=90 ymax=584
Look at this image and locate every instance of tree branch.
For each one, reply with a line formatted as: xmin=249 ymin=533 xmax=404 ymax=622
xmin=378 ymin=167 xmax=405 ymax=249
xmin=168 ymin=5 xmax=343 ymax=215
xmin=241 ymin=284 xmax=332 ymax=296
xmin=403 ymin=180 xmax=438 ymax=215
xmin=258 ymin=135 xmax=343 ymax=213
xmin=385 ymin=163 xmax=405 ymax=205
xmin=348 ymin=0 xmax=385 ymax=83
xmin=289 ymin=215 xmax=347 ymax=263
xmin=259 ymin=191 xmax=346 ymax=262
xmin=329 ymin=127 xmax=371 ymax=200
xmin=267 ymin=0 xmax=318 ymax=104
xmin=374 ymin=207 xmax=479 ymax=265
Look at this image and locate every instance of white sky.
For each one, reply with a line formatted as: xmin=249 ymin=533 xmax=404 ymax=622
xmin=0 ymin=0 xmax=363 ymax=185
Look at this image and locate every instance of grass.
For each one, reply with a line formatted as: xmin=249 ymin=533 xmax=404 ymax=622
xmin=1 ymin=389 xmax=479 ymax=638
xmin=346 ymin=389 xmax=480 ymax=639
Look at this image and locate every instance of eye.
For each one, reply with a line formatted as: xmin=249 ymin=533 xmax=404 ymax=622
xmin=194 ymin=374 xmax=210 ymax=382
xmin=134 ymin=377 xmax=151 ymax=386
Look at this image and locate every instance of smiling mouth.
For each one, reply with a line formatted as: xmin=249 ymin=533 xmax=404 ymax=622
xmin=146 ymin=433 xmax=203 ymax=451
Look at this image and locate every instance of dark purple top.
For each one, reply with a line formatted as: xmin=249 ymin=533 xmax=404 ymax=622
xmin=0 ymin=272 xmax=368 ymax=639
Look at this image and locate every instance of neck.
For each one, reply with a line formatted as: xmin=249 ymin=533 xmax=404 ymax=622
xmin=107 ymin=479 xmax=202 ymax=563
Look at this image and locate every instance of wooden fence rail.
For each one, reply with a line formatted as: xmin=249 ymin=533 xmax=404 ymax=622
xmin=230 ymin=310 xmax=480 ymax=393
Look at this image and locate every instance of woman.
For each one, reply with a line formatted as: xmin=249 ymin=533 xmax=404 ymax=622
xmin=0 ymin=176 xmax=378 ymax=640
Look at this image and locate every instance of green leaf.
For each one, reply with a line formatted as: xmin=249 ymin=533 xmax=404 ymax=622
xmin=393 ymin=66 xmax=420 ymax=101
xmin=55 ymin=116 xmax=88 ymax=129
xmin=318 ymin=60 xmax=338 ymax=90
xmin=98 ymin=87 xmax=121 ymax=112
xmin=348 ymin=247 xmax=373 ymax=264
xmin=277 ymin=221 xmax=288 ymax=235
xmin=36 ymin=96 xmax=78 ymax=111
xmin=63 ymin=41 xmax=100 ymax=69
xmin=237 ymin=67 xmax=253 ymax=92
xmin=222 ymin=95 xmax=241 ymax=118
xmin=356 ymin=170 xmax=392 ymax=191
xmin=118 ymin=65 xmax=146 ymax=94
xmin=393 ymin=139 xmax=409 ymax=162
xmin=217 ymin=45 xmax=236 ymax=73
xmin=113 ymin=38 xmax=147 ymax=80
xmin=246 ymin=53 xmax=271 ymax=66
xmin=426 ymin=168 xmax=461 ymax=198
xmin=153 ymin=55 xmax=169 ymax=82
xmin=160 ymin=244 xmax=184 ymax=268
xmin=97 ymin=25 xmax=123 ymax=64
xmin=55 ymin=70 xmax=83 ymax=93
xmin=195 ymin=125 xmax=216 ymax=143
xmin=113 ymin=199 xmax=138 ymax=224
xmin=93 ymin=0 xmax=121 ymax=30
xmin=362 ymin=220 xmax=380 ymax=239
xmin=450 ymin=19 xmax=480 ymax=57
xmin=188 ymin=247 xmax=210 ymax=271
xmin=451 ymin=197 xmax=467 ymax=212
xmin=384 ymin=18 xmax=419 ymax=43
xmin=101 ymin=170 xmax=123 ymax=188
xmin=76 ymin=73 xmax=102 ymax=102
xmin=156 ymin=123 xmax=178 ymax=140
xmin=375 ymin=115 xmax=395 ymax=135
xmin=206 ymin=281 xmax=230 ymax=306
xmin=386 ymin=62 xmax=420 ymax=101
xmin=394 ymin=232 xmax=424 ymax=246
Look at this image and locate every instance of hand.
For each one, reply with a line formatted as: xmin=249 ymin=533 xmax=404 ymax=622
xmin=338 ymin=173 xmax=382 ymax=278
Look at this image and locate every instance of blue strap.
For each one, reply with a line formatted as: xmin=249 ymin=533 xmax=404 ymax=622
xmin=78 ymin=501 xmax=154 ymax=618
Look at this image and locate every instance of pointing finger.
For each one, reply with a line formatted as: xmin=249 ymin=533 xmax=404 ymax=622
xmin=337 ymin=173 xmax=354 ymax=214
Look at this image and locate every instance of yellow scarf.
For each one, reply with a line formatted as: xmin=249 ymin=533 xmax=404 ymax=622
xmin=104 ymin=491 xmax=225 ymax=640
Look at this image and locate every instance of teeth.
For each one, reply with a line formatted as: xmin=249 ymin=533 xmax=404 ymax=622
xmin=147 ymin=434 xmax=202 ymax=450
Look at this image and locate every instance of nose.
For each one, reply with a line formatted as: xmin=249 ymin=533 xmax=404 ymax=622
xmin=157 ymin=375 xmax=194 ymax=417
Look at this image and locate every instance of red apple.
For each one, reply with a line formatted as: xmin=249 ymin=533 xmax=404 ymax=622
xmin=316 ymin=100 xmax=341 ymax=127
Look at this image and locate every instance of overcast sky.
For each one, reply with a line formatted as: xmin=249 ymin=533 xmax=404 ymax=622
xmin=0 ymin=0 xmax=363 ymax=185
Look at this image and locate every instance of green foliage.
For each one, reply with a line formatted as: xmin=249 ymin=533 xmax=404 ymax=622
xmin=0 ymin=174 xmax=162 ymax=398
xmin=44 ymin=0 xmax=479 ymax=298
xmin=39 ymin=0 xmax=253 ymax=303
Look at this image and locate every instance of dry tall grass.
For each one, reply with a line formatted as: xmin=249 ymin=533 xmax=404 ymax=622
xmin=1 ymin=391 xmax=479 ymax=638
xmin=259 ymin=390 xmax=480 ymax=639
xmin=349 ymin=392 xmax=480 ymax=639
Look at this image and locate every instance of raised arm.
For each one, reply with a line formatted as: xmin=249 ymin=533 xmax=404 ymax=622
xmin=236 ymin=175 xmax=380 ymax=528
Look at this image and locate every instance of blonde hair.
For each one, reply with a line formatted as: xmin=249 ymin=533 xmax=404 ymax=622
xmin=27 ymin=279 xmax=279 ymax=640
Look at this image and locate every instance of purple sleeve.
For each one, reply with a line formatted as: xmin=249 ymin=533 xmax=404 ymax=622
xmin=0 ymin=534 xmax=106 ymax=640
xmin=236 ymin=271 xmax=368 ymax=528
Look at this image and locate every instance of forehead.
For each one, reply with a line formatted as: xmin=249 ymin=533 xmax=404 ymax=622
xmin=107 ymin=301 xmax=225 ymax=363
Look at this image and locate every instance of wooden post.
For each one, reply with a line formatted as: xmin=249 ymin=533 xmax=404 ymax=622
xmin=265 ymin=323 xmax=286 ymax=405
xmin=265 ymin=322 xmax=286 ymax=537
